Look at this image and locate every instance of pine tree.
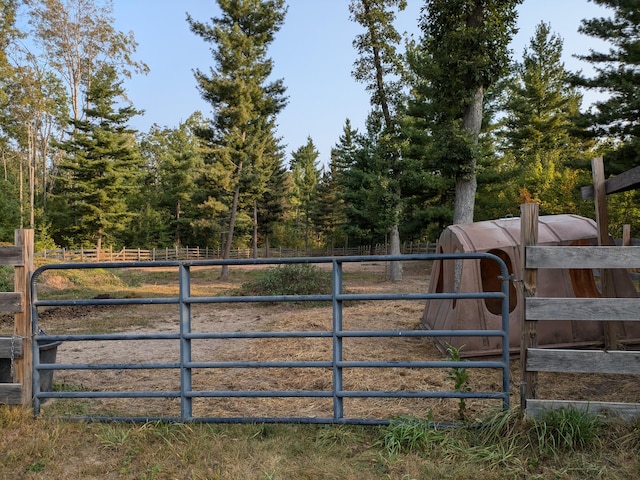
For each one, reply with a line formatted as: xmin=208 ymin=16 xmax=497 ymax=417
xmin=485 ymin=22 xmax=593 ymax=217
xmin=51 ymin=64 xmax=142 ymax=253
xmin=417 ymin=0 xmax=521 ymax=224
xmin=350 ymin=0 xmax=406 ymax=279
xmin=188 ymin=0 xmax=287 ymax=279
xmin=311 ymin=152 xmax=347 ymax=252
xmin=289 ymin=136 xmax=320 ymax=250
xmin=573 ymin=0 xmax=640 ymax=171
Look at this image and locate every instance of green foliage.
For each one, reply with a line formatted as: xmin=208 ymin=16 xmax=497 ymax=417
xmin=50 ymin=64 xmax=142 ymax=249
xmin=187 ymin=0 xmax=288 ymax=268
xmin=376 ymin=414 xmax=447 ymax=459
xmin=530 ymin=407 xmax=602 ymax=457
xmin=0 ymin=265 xmax=12 ymax=292
xmin=479 ymin=22 xmax=593 ymax=219
xmin=445 ymin=343 xmax=470 ymax=420
xmin=237 ymin=264 xmax=331 ymax=297
xmin=574 ymin=0 xmax=640 ymax=164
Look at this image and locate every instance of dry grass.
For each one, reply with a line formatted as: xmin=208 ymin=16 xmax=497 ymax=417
xmin=1 ymin=260 xmax=640 ymax=478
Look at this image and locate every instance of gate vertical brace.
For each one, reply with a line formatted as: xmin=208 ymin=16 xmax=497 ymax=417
xmin=500 ymin=262 xmax=511 ymax=411
xmin=179 ymin=264 xmax=192 ymax=420
xmin=331 ymin=259 xmax=344 ymax=422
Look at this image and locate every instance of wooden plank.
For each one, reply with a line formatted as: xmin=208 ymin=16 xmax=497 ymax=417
xmin=13 ymin=229 xmax=33 ymax=405
xmin=0 ymin=246 xmax=23 ymax=266
xmin=526 ymin=246 xmax=640 ymax=269
xmin=520 ymin=203 xmax=539 ymax=409
xmin=0 ymin=384 xmax=23 ymax=405
xmin=526 ymin=297 xmax=640 ymax=321
xmin=527 ymin=399 xmax=640 ymax=422
xmin=526 ymin=348 xmax=640 ymax=374
xmin=0 ymin=337 xmax=23 ymax=358
xmin=581 ymin=164 xmax=640 ymax=199
xmin=0 ymin=292 xmax=23 ymax=313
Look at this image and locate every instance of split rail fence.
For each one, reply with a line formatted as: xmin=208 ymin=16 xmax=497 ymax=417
xmin=36 ymin=242 xmax=436 ymax=263
xmin=520 ymin=203 xmax=640 ymax=420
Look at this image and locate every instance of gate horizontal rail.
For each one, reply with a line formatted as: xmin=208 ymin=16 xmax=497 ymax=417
xmin=30 ymin=254 xmax=511 ymax=425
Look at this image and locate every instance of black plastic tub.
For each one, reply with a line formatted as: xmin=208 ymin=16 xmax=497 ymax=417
xmin=0 ymin=338 xmax=62 ymax=392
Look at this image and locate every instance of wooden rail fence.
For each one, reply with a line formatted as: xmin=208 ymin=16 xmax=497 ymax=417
xmin=36 ymin=242 xmax=436 ymax=263
xmin=0 ymin=230 xmax=33 ymax=405
xmin=520 ymin=203 xmax=640 ymax=421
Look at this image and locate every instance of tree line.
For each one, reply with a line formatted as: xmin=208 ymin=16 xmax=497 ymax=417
xmin=1 ymin=0 xmax=638 ymax=279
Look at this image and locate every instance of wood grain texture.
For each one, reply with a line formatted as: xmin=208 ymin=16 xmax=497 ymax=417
xmin=526 ymin=348 xmax=640 ymax=374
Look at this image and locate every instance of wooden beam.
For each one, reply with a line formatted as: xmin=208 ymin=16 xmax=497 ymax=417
xmin=581 ymin=164 xmax=640 ymax=199
xmin=520 ymin=203 xmax=539 ymax=410
xmin=0 ymin=384 xmax=23 ymax=405
xmin=526 ymin=348 xmax=640 ymax=374
xmin=0 ymin=292 xmax=23 ymax=313
xmin=526 ymin=246 xmax=640 ymax=269
xmin=591 ymin=157 xmax=623 ymax=350
xmin=0 ymin=337 xmax=23 ymax=358
xmin=527 ymin=399 xmax=640 ymax=422
xmin=526 ymin=297 xmax=640 ymax=321
xmin=13 ymin=229 xmax=33 ymax=406
xmin=0 ymin=246 xmax=23 ymax=266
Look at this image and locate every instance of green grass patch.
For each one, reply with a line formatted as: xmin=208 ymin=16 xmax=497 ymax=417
xmin=1 ymin=407 xmax=638 ymax=479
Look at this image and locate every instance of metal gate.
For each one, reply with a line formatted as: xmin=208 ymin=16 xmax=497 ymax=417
xmin=31 ymin=254 xmax=511 ymax=424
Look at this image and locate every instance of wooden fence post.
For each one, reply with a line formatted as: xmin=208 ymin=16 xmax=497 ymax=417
xmin=13 ymin=229 xmax=34 ymax=405
xmin=592 ymin=157 xmax=622 ymax=349
xmin=520 ymin=203 xmax=539 ymax=411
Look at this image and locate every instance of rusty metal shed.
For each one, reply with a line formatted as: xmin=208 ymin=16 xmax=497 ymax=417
xmin=420 ymin=214 xmax=640 ymax=357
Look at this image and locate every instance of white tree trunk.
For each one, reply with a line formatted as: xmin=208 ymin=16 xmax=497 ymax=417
xmin=389 ymin=223 xmax=402 ymax=281
xmin=453 ymin=85 xmax=483 ymax=225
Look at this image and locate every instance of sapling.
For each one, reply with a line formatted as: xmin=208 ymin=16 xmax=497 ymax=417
xmin=445 ymin=343 xmax=470 ymax=420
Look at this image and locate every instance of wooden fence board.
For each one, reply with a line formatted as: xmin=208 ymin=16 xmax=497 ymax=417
xmin=0 ymin=337 xmax=23 ymax=358
xmin=526 ymin=297 xmax=640 ymax=321
xmin=526 ymin=348 xmax=640 ymax=374
xmin=0 ymin=292 xmax=22 ymax=313
xmin=527 ymin=400 xmax=640 ymax=422
xmin=0 ymin=384 xmax=23 ymax=405
xmin=0 ymin=246 xmax=23 ymax=265
xmin=526 ymin=246 xmax=640 ymax=269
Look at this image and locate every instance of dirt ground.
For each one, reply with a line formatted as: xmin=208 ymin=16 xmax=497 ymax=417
xmin=2 ymin=260 xmax=639 ymax=423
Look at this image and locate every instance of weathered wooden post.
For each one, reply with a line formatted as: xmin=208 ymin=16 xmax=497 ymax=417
xmin=591 ymin=157 xmax=622 ymax=349
xmin=520 ymin=203 xmax=539 ymax=411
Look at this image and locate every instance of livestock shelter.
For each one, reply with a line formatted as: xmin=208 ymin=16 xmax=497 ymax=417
xmin=420 ymin=214 xmax=640 ymax=357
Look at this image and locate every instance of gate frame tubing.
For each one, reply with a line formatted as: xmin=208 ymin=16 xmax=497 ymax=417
xmin=30 ymin=253 xmax=512 ymax=425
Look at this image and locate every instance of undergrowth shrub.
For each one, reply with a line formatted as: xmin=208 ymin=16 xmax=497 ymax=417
xmin=377 ymin=414 xmax=450 ymax=459
xmin=237 ymin=264 xmax=332 ymax=297
xmin=529 ymin=407 xmax=603 ymax=456
xmin=0 ymin=265 xmax=12 ymax=292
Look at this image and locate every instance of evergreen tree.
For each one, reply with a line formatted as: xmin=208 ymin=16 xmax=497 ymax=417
xmin=256 ymin=159 xmax=287 ymax=255
xmin=311 ymin=151 xmax=347 ymax=252
xmin=337 ymin=114 xmax=397 ymax=251
xmin=417 ymin=0 xmax=521 ymax=224
xmin=350 ymin=0 xmax=406 ymax=279
xmin=139 ymin=114 xmax=206 ymax=247
xmin=480 ymin=22 xmax=593 ymax=218
xmin=573 ymin=0 xmax=640 ymax=171
xmin=50 ymin=64 xmax=142 ymax=253
xmin=188 ymin=0 xmax=287 ymax=279
xmin=289 ymin=136 xmax=320 ymax=250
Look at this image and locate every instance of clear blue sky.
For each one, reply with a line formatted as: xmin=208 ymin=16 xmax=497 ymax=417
xmin=113 ymin=0 xmax=610 ymax=167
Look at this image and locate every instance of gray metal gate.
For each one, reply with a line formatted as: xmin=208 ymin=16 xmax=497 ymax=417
xmin=31 ymin=254 xmax=511 ymax=424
